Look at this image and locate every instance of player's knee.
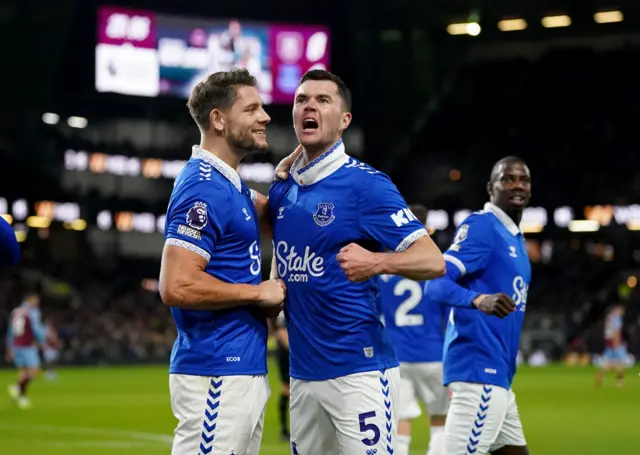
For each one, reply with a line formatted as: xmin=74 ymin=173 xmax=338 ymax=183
xmin=398 ymin=419 xmax=412 ymax=435
xmin=430 ymin=414 xmax=447 ymax=427
xmin=492 ymin=444 xmax=530 ymax=455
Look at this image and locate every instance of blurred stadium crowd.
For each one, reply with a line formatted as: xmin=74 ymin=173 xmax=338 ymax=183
xmin=1 ymin=3 xmax=640 ymax=369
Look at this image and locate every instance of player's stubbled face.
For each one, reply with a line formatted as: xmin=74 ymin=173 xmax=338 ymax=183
xmin=293 ymin=80 xmax=347 ymax=149
xmin=226 ymin=85 xmax=270 ymax=152
xmin=491 ymin=162 xmax=531 ymax=211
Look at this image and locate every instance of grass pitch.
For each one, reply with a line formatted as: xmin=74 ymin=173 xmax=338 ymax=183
xmin=0 ymin=363 xmax=637 ymax=454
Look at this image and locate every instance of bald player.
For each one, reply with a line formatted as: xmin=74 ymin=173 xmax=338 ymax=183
xmin=426 ymin=157 xmax=532 ymax=455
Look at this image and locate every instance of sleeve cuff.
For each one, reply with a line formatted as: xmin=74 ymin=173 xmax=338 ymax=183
xmin=166 ymin=238 xmax=211 ymax=262
xmin=395 ymin=228 xmax=428 ymax=252
xmin=443 ymin=254 xmax=467 ymax=276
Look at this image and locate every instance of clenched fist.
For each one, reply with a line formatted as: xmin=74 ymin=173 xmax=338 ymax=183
xmin=257 ymin=279 xmax=287 ymax=308
xmin=337 ymin=243 xmax=380 ymax=282
xmin=473 ymin=293 xmax=516 ymax=318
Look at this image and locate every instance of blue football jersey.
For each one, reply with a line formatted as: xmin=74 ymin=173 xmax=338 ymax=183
xmin=377 ymin=275 xmax=445 ymax=363
xmin=164 ymin=146 xmax=267 ymax=377
xmin=429 ymin=203 xmax=532 ymax=390
xmin=269 ymin=139 xmax=428 ymax=381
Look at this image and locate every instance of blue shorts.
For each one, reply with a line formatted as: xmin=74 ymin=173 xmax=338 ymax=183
xmin=43 ymin=348 xmax=60 ymax=364
xmin=13 ymin=347 xmax=41 ymax=369
xmin=603 ymin=346 xmax=627 ymax=363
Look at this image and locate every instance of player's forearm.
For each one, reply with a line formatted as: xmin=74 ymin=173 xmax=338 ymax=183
xmin=160 ymin=269 xmax=261 ymax=310
xmin=253 ymin=191 xmax=273 ymax=237
xmin=31 ymin=322 xmax=46 ymax=345
xmin=277 ymin=328 xmax=289 ymax=350
xmin=426 ymin=273 xmax=480 ymax=309
xmin=375 ymin=236 xmax=446 ymax=281
xmin=269 ymin=250 xmax=278 ymax=279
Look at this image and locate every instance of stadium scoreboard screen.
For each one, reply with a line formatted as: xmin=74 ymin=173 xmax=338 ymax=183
xmin=95 ymin=5 xmax=331 ymax=104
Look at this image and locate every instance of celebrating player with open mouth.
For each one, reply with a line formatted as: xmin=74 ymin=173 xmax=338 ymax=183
xmin=269 ymin=69 xmax=446 ymax=455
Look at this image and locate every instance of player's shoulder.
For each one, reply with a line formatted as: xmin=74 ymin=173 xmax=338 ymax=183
xmin=342 ymin=157 xmax=388 ymax=180
xmin=172 ymin=159 xmax=231 ymax=200
xmin=342 ymin=157 xmax=399 ymax=196
xmin=458 ymin=209 xmax=497 ymax=230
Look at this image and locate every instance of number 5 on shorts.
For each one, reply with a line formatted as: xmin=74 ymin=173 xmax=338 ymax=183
xmin=358 ymin=411 xmax=380 ymax=446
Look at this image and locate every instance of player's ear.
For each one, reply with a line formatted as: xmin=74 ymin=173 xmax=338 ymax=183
xmin=210 ymin=109 xmax=225 ymax=134
xmin=486 ymin=181 xmax=493 ymax=197
xmin=339 ymin=112 xmax=352 ymax=134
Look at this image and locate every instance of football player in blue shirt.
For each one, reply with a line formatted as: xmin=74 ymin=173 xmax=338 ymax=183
xmin=159 ymin=68 xmax=287 ymax=455
xmin=426 ymin=157 xmax=532 ymax=455
xmin=269 ymin=69 xmax=446 ymax=455
xmin=378 ymin=204 xmax=450 ymax=455
xmin=0 ymin=216 xmax=19 ymax=266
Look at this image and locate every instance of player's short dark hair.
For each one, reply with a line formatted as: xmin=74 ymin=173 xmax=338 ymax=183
xmin=490 ymin=156 xmax=527 ymax=182
xmin=299 ymin=69 xmax=352 ymax=111
xmin=187 ymin=68 xmax=257 ymax=131
xmin=409 ymin=204 xmax=428 ymax=225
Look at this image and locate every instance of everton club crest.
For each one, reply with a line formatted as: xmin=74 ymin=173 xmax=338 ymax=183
xmin=313 ymin=202 xmax=335 ymax=227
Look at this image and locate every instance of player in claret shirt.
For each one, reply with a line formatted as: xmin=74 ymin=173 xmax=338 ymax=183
xmin=6 ymin=292 xmax=45 ymax=409
xmin=426 ymin=157 xmax=532 ymax=455
xmin=269 ymin=69 xmax=446 ymax=455
xmin=159 ymin=68 xmax=286 ymax=455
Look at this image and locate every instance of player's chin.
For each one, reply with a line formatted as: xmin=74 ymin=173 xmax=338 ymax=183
xmin=251 ymin=135 xmax=269 ymax=151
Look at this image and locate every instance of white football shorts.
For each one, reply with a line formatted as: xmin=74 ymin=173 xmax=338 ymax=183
xmin=397 ymin=361 xmax=450 ymax=420
xmin=290 ymin=367 xmax=400 ymax=455
xmin=444 ymin=382 xmax=526 ymax=455
xmin=169 ymin=374 xmax=270 ymax=455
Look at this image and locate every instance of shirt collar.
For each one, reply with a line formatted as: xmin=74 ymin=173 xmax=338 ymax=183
xmin=191 ymin=145 xmax=242 ymax=193
xmin=484 ymin=202 xmax=521 ymax=236
xmin=291 ymin=139 xmax=349 ymax=186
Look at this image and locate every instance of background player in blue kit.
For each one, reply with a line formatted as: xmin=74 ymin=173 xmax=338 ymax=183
xmin=0 ymin=216 xmax=19 ymax=266
xmin=596 ymin=304 xmax=628 ymax=388
xmin=159 ymin=68 xmax=286 ymax=455
xmin=378 ymin=204 xmax=450 ymax=455
xmin=269 ymin=69 xmax=446 ymax=455
xmin=426 ymin=157 xmax=532 ymax=455
xmin=6 ymin=291 xmax=45 ymax=409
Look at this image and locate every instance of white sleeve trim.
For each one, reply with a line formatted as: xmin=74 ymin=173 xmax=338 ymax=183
xmin=443 ymin=254 xmax=466 ymax=276
xmin=166 ymin=238 xmax=211 ymax=262
xmin=395 ymin=228 xmax=428 ymax=252
xmin=249 ymin=189 xmax=258 ymax=205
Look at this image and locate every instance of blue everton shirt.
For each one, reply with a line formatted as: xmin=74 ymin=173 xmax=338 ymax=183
xmin=269 ymin=139 xmax=428 ymax=381
xmin=377 ymin=275 xmax=445 ymax=363
xmin=164 ymin=146 xmax=267 ymax=377
xmin=427 ymin=203 xmax=531 ymax=390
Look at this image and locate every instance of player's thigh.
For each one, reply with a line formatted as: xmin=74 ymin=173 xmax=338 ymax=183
xmin=398 ymin=363 xmax=422 ymax=421
xmin=490 ymin=389 xmax=527 ymax=453
xmin=245 ymin=404 xmax=267 ymax=455
xmin=290 ymin=378 xmax=337 ymax=455
xmin=444 ymin=382 xmax=509 ymax=455
xmin=323 ymin=367 xmax=400 ymax=455
xmin=412 ymin=362 xmax=450 ymax=417
xmin=169 ymin=374 xmax=269 ymax=455
xmin=13 ymin=348 xmax=40 ymax=370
